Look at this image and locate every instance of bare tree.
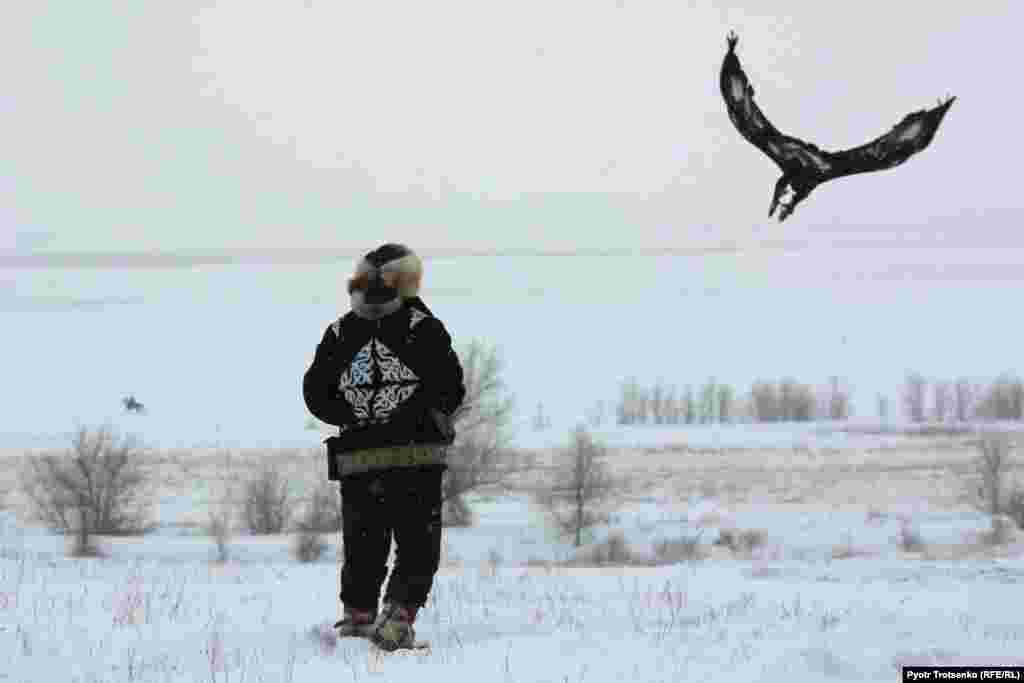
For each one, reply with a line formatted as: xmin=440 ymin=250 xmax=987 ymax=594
xmin=650 ymin=380 xmax=665 ymax=425
xmin=202 ymin=448 xmax=237 ymax=563
xmin=699 ymin=378 xmax=717 ymax=424
xmin=825 ymin=376 xmax=851 ymax=421
xmin=1011 ymin=377 xmax=1024 ymax=421
xmin=977 ymin=373 xmax=1024 ymax=421
xmin=243 ymin=463 xmax=293 ymax=534
xmin=531 ymin=402 xmax=551 ymax=431
xmin=933 ymin=379 xmax=952 ymax=423
xmin=207 ymin=495 xmax=234 ymax=563
xmin=18 ymin=426 xmax=155 ymax=555
xmin=683 ymin=385 xmax=695 ymax=424
xmin=778 ymin=379 xmax=797 ymax=421
xmin=963 ymin=433 xmax=1017 ymax=517
xmin=954 ymin=379 xmax=973 ymax=423
xmin=585 ymin=400 xmax=607 ymax=429
xmin=636 ymin=386 xmax=650 ymax=424
xmin=877 ymin=393 xmax=889 ymax=424
xmin=777 ymin=379 xmax=815 ymax=421
xmin=750 ymin=380 xmax=778 ymax=422
xmin=747 ymin=379 xmax=816 ymax=423
xmin=717 ymin=383 xmax=734 ymax=424
xmin=616 ymin=377 xmax=641 ymax=425
xmin=290 ymin=474 xmax=334 ymax=562
xmin=664 ymin=385 xmax=679 ymax=424
xmin=441 ymin=339 xmax=519 ymax=526
xmin=538 ymin=427 xmax=616 ymax=548
xmin=903 ymin=371 xmax=927 ymax=423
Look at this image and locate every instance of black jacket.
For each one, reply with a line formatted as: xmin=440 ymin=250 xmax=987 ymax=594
xmin=303 ymin=298 xmax=466 ymax=472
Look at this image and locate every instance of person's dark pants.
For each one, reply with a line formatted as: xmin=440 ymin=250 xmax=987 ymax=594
xmin=338 ymin=466 xmax=444 ymax=612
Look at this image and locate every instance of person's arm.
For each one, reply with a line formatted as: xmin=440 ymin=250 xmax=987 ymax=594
xmin=302 ymin=325 xmax=356 ymax=426
xmin=420 ymin=318 xmax=465 ymax=417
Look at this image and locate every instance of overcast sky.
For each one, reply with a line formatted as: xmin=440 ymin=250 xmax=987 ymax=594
xmin=5 ymin=1 xmax=1021 ymax=257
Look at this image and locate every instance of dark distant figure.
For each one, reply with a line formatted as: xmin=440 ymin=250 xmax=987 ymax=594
xmin=122 ymin=395 xmax=145 ymax=414
xmin=720 ymin=31 xmax=955 ymax=221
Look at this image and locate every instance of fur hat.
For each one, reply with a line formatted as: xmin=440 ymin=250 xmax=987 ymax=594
xmin=348 ymin=244 xmax=423 ymax=319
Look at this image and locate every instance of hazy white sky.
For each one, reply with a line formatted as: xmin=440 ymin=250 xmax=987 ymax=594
xmin=6 ymin=1 xmax=1021 ymax=255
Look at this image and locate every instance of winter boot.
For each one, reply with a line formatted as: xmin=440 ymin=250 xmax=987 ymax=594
xmin=371 ymin=603 xmax=418 ymax=651
xmin=334 ymin=607 xmax=378 ymax=638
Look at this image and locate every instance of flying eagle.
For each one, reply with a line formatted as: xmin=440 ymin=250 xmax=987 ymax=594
xmin=720 ymin=31 xmax=956 ymax=222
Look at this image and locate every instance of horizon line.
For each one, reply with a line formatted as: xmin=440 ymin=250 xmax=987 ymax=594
xmin=2 ymin=243 xmax=805 ymax=268
xmin=3 ymin=237 xmax=1020 ymax=268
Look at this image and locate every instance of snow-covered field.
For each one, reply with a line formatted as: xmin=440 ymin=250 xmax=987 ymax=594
xmin=1 ymin=426 xmax=1023 ymax=682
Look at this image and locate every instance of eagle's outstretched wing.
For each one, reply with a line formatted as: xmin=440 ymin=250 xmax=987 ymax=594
xmin=822 ymin=97 xmax=956 ymax=181
xmin=719 ymin=31 xmax=833 ymax=177
xmin=720 ymin=31 xmax=955 ymax=185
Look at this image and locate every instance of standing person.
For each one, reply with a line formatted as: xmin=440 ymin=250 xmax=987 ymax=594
xmin=302 ymin=244 xmax=465 ymax=651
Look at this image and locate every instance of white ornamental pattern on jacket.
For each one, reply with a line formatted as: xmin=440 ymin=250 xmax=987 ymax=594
xmin=339 ymin=338 xmax=420 ymax=422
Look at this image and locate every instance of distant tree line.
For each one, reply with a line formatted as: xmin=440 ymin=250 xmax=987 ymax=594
xmin=902 ymin=371 xmax=1024 ymax=423
xmin=614 ymin=376 xmax=851 ymax=425
xmin=613 ymin=371 xmax=1024 ymax=426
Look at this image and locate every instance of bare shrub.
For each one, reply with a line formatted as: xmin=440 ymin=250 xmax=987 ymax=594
xmin=296 ymin=481 xmax=341 ymax=534
xmin=481 ymin=547 xmax=503 ymax=576
xmin=207 ymin=503 xmax=232 ymax=563
xmin=307 ymin=622 xmax=337 ymax=657
xmin=1005 ymin=489 xmax=1024 ymax=531
xmin=441 ymin=492 xmax=474 ymax=528
xmin=537 ymin=426 xmax=616 ymax=548
xmin=597 ymin=529 xmax=634 ymax=565
xmin=898 ymin=522 xmax=925 ymax=552
xmin=441 ymin=340 xmax=523 ymax=527
xmin=715 ymin=528 xmax=767 ymax=555
xmin=964 ymin=433 xmax=1015 ymax=517
xmin=292 ymin=530 xmax=326 ymax=563
xmin=830 ymin=544 xmax=857 ymax=560
xmin=69 ymin=507 xmax=107 ymax=558
xmin=243 ymin=464 xmax=293 ymax=535
xmin=654 ymin=535 xmax=706 ymax=564
xmin=524 ymin=557 xmax=555 ymax=572
xmin=978 ymin=515 xmax=1017 ymax=547
xmin=18 ymin=426 xmax=156 ymax=555
xmin=566 ymin=530 xmax=643 ymax=567
xmin=831 ymin=532 xmax=869 ymax=560
xmin=202 ymin=450 xmax=237 ymax=562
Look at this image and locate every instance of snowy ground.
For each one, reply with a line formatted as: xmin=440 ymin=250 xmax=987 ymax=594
xmin=1 ymin=427 xmax=1023 ymax=681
